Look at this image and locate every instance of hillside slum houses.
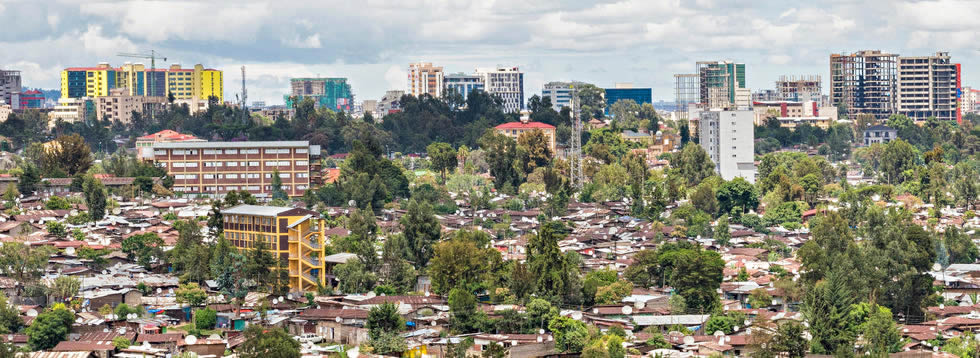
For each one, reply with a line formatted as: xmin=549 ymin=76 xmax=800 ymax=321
xmin=0 ymin=185 xmax=977 ymax=358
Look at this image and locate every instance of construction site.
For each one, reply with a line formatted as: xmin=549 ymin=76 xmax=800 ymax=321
xmin=829 ymin=50 xmax=898 ymax=121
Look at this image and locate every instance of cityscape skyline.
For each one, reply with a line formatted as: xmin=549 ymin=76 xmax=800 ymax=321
xmin=1 ymin=0 xmax=978 ymax=105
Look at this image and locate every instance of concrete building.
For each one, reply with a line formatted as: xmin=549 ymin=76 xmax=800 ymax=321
xmin=542 ymin=81 xmax=587 ymax=111
xmin=284 ymin=78 xmax=353 ymax=111
xmin=830 ymin=50 xmax=898 ymax=121
xmin=407 ymin=62 xmax=444 ymax=98
xmin=172 ymin=98 xmax=210 ymax=115
xmin=698 ymin=110 xmax=756 ymax=183
xmin=0 ymin=103 xmax=11 ymax=123
xmin=258 ymin=106 xmax=295 ymax=122
xmin=775 ymin=75 xmax=822 ymax=102
xmin=476 ymin=67 xmax=524 ymax=113
xmin=18 ymin=89 xmax=44 ymax=109
xmin=674 ymin=74 xmax=700 ymax=112
xmin=61 ymin=63 xmax=223 ymax=102
xmin=604 ymin=83 xmax=652 ymax=115
xmin=697 ymin=61 xmax=746 ymax=109
xmin=444 ymin=73 xmax=484 ymax=102
xmin=752 ymin=89 xmax=780 ymax=102
xmin=220 ymin=205 xmax=327 ymax=292
xmin=734 ymin=87 xmax=752 ymax=109
xmin=361 ymin=100 xmax=378 ymax=118
xmin=963 ymin=87 xmax=980 ymax=115
xmin=151 ymin=141 xmax=320 ymax=197
xmin=863 ymin=124 xmax=898 ymax=146
xmin=377 ymin=90 xmax=405 ymax=118
xmin=96 ymin=88 xmax=166 ymax=123
xmin=494 ymin=119 xmax=556 ymax=153
xmin=50 ymin=97 xmax=94 ymax=127
xmin=897 ymin=52 xmax=961 ymax=123
xmin=0 ymin=70 xmax=21 ymax=106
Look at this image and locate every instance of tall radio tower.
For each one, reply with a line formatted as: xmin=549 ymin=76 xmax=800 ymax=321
xmin=569 ymin=87 xmax=584 ymax=189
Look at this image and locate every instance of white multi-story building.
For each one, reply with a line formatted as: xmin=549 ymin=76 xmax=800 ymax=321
xmin=377 ymin=90 xmax=405 ymax=118
xmin=475 ymin=67 xmax=524 ymax=113
xmin=698 ymin=109 xmax=756 ymax=183
xmin=408 ymin=62 xmax=444 ymax=98
xmin=541 ymin=81 xmax=586 ymax=111
xmin=50 ymin=97 xmax=92 ymax=127
xmin=897 ymin=52 xmax=960 ymax=122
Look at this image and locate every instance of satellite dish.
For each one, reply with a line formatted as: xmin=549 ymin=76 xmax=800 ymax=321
xmin=431 ymin=321 xmax=437 ymax=327
xmin=933 ymin=263 xmax=942 ymax=271
xmin=511 ymin=340 xmax=518 ymax=346
xmin=156 ymin=288 xmax=162 ymax=294
xmin=621 ymin=306 xmax=633 ymax=315
xmin=424 ymin=291 xmax=430 ymax=297
xmin=278 ymin=296 xmax=284 ymax=302
xmin=272 ymin=299 xmax=279 ymax=305
xmin=335 ymin=316 xmax=343 ymax=323
xmin=635 ymin=301 xmax=645 ymax=310
xmin=713 ymin=330 xmax=725 ymax=337
xmin=168 ymin=288 xmax=174 ymax=294
xmin=26 ymin=309 xmax=37 ymax=317
xmin=185 ymin=335 xmax=198 ymax=345
xmin=539 ymin=329 xmax=545 ymax=335
xmin=537 ymin=336 xmax=543 ymax=343
xmin=571 ymin=312 xmax=583 ymax=320
xmin=65 ymin=247 xmax=76 ymax=255
xmin=208 ymin=334 xmax=221 ymax=340
xmin=683 ymin=336 xmax=695 ymax=345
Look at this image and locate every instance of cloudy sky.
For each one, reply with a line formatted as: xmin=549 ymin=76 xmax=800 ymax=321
xmin=1 ymin=0 xmax=978 ymax=105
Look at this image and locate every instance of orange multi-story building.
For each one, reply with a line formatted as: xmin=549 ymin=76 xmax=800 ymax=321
xmin=152 ymin=141 xmax=320 ymax=197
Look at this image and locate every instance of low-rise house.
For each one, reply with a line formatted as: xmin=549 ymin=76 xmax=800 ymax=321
xmin=291 ymin=308 xmax=370 ymax=345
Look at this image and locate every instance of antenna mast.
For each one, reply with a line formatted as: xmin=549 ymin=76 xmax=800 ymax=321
xmin=570 ymin=86 xmax=584 ymax=189
xmin=240 ymin=65 xmax=248 ymax=124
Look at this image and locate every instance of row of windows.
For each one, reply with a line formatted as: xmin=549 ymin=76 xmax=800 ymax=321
xmin=226 ymin=231 xmax=277 ymax=245
xmin=171 ymin=161 xmax=309 ymax=168
xmin=228 ymin=215 xmax=274 ymax=225
xmin=175 ymin=172 xmax=309 ymax=179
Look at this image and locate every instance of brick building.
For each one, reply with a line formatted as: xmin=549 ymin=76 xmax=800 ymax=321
xmin=151 ymin=141 xmax=320 ymax=197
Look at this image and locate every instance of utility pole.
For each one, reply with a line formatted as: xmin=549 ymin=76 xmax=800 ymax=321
xmin=240 ymin=66 xmax=248 ymax=124
xmin=569 ymin=86 xmax=584 ymax=189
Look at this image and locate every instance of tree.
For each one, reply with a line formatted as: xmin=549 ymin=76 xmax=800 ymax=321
xmin=803 ymin=269 xmax=855 ymax=355
xmin=748 ymin=288 xmax=772 ymax=309
xmin=771 ymin=321 xmax=808 ymax=358
xmin=0 ymin=243 xmax=54 ymax=285
xmin=528 ymin=221 xmax=570 ymax=302
xmin=26 ymin=305 xmax=74 ymax=351
xmin=879 ymin=139 xmax=918 ymax=184
xmin=691 ymin=182 xmax=718 ymax=217
xmin=429 ymin=236 xmax=498 ymax=295
xmin=517 ymin=129 xmax=554 ymax=175
xmin=195 ymin=307 xmax=217 ymax=330
xmin=549 ymin=316 xmax=589 ymax=353
xmin=862 ymin=305 xmax=901 ymax=357
xmin=237 ymin=325 xmax=300 ymax=358
xmin=673 ymin=143 xmax=715 ymax=187
xmin=427 ymin=142 xmax=457 ymax=183
xmin=121 ymin=233 xmax=164 ymax=269
xmin=705 ymin=314 xmax=737 ymax=334
xmin=83 ymin=175 xmax=108 ymax=221
xmin=176 ymin=282 xmax=208 ymax=306
xmin=715 ymin=215 xmax=731 ymax=247
xmin=378 ymin=235 xmax=417 ymax=294
xmin=399 ymin=200 xmax=441 ymax=270
xmin=270 ymin=169 xmax=288 ymax=201
xmin=0 ymin=294 xmax=22 ymax=334
xmin=334 ymin=259 xmax=376 ymax=293
xmin=17 ymin=162 xmax=41 ymax=195
xmin=716 ymin=177 xmax=758 ymax=214
xmin=45 ymin=221 xmax=67 ymax=239
xmin=40 ymin=134 xmax=93 ymax=176
xmin=370 ymin=331 xmax=407 ymax=356
xmin=50 ymin=276 xmax=80 ymax=303
xmin=245 ymin=239 xmax=277 ymax=291
xmin=671 ymin=246 xmax=724 ymax=313
xmin=367 ymin=302 xmax=403 ymax=340
xmin=112 ymin=336 xmax=132 ymax=350
xmin=448 ymin=288 xmax=487 ymax=333
xmin=479 ymin=130 xmax=522 ymax=193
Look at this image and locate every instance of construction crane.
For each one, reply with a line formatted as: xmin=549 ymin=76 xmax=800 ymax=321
xmin=118 ymin=50 xmax=167 ymax=121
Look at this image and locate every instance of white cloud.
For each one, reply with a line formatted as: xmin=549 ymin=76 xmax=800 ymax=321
xmin=80 ymin=1 xmax=269 ymax=43
xmin=384 ymin=65 xmax=406 ymax=92
xmin=46 ymin=13 xmax=59 ymax=29
xmin=282 ymin=33 xmax=322 ymax=49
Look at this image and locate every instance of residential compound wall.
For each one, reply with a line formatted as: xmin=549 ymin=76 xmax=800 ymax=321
xmin=152 ymin=141 xmax=320 ymax=197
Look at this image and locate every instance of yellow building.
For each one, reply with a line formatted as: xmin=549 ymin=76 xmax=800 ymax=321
xmin=220 ymin=205 xmax=327 ymax=292
xmin=61 ymin=63 xmax=223 ymax=102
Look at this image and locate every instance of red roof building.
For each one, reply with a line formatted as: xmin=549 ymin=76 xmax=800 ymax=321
xmin=494 ymin=120 xmax=557 ymax=153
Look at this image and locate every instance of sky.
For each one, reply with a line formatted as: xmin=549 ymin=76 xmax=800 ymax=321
xmin=1 ymin=0 xmax=979 ymax=106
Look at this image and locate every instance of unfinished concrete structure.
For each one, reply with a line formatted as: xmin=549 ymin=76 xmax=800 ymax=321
xmin=829 ymin=50 xmax=898 ymax=121
xmin=673 ymin=73 xmax=700 ymax=112
xmin=0 ymin=70 xmax=20 ymax=106
xmin=776 ymin=75 xmax=822 ymax=102
xmin=897 ymin=52 xmax=960 ymax=123
xmin=697 ymin=61 xmax=746 ymax=109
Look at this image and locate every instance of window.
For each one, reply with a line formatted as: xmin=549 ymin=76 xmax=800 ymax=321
xmin=296 ymin=160 xmax=309 ymax=166
xmin=226 ymin=174 xmax=239 ymax=179
xmin=248 ymin=161 xmax=259 ymax=167
xmin=203 ymin=149 xmax=220 ymax=155
xmin=224 ymin=149 xmax=238 ymax=155
xmin=296 ymin=148 xmax=308 ymax=154
xmin=279 ymin=173 xmax=290 ymax=178
xmin=185 ymin=162 xmax=198 ymax=168
xmin=246 ymin=173 xmax=260 ymax=179
xmin=173 ymin=162 xmax=185 ymax=168
xmin=265 ymin=161 xmax=278 ymax=166
xmin=278 ymin=161 xmax=290 ymax=166
xmin=205 ymin=162 xmax=222 ymax=167
xmin=244 ymin=149 xmax=259 ymax=155
xmin=297 ymin=173 xmax=309 ymax=178
xmin=153 ymin=150 xmax=166 ymax=156
xmin=203 ymin=174 xmax=215 ymax=179
xmin=226 ymin=161 xmax=238 ymax=167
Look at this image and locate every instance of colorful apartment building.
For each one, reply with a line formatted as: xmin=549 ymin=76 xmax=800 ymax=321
xmin=151 ymin=141 xmax=320 ymax=197
xmin=220 ymin=205 xmax=327 ymax=292
xmin=494 ymin=119 xmax=556 ymax=153
xmin=61 ymin=63 xmax=223 ymax=102
xmin=19 ymin=89 xmax=44 ymax=109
